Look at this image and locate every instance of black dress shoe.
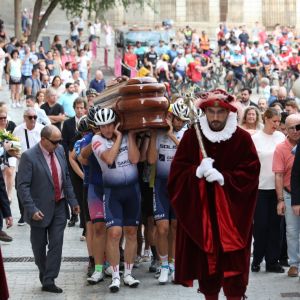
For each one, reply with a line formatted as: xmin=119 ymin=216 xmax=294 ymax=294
xmin=39 ymin=273 xmax=44 ymax=285
xmin=68 ymin=215 xmax=78 ymax=227
xmin=251 ymin=263 xmax=260 ymax=272
xmin=42 ymin=284 xmax=63 ymax=293
xmin=279 ymin=259 xmax=290 ymax=267
xmin=266 ymin=263 xmax=285 ymax=273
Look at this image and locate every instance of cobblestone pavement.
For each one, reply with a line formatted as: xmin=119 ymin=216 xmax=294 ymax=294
xmin=0 ymin=75 xmax=299 ymax=300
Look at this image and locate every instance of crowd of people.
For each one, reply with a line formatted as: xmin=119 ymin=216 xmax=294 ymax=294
xmin=0 ymin=16 xmax=300 ymax=300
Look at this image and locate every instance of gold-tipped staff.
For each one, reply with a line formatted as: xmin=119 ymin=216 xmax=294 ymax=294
xmin=182 ymin=87 xmax=208 ymax=158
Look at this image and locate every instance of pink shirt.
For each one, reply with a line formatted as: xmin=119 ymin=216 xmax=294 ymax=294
xmin=39 ymin=143 xmax=64 ymax=199
xmin=272 ymin=139 xmax=295 ymax=191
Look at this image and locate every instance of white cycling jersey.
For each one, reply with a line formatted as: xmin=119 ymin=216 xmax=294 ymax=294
xmin=92 ymin=134 xmax=138 ymax=187
xmin=156 ymin=127 xmax=187 ymax=179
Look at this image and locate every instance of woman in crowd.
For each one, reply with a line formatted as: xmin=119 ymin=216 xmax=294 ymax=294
xmin=52 ymin=34 xmax=63 ymax=53
xmin=251 ymin=107 xmax=286 ymax=273
xmin=77 ymin=49 xmax=90 ymax=86
xmin=35 ymin=90 xmax=45 ymax=107
xmin=7 ymin=49 xmax=22 ymax=108
xmin=0 ymin=107 xmax=16 ymax=203
xmin=52 ymin=49 xmax=62 ymax=76
xmin=240 ymin=106 xmax=263 ymax=135
xmin=51 ymin=75 xmax=64 ymax=97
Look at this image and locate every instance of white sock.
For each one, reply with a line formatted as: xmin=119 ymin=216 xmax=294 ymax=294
xmin=112 ymin=265 xmax=120 ymax=279
xmin=124 ymin=262 xmax=133 ymax=277
xmin=159 ymin=254 xmax=169 ymax=268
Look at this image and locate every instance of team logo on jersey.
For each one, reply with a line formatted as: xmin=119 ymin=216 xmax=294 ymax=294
xmin=159 ymin=154 xmax=165 ymax=161
xmin=92 ymin=141 xmax=102 ymax=150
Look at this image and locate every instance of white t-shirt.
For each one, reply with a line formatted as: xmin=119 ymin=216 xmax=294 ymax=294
xmin=252 ymin=130 xmax=285 ymax=189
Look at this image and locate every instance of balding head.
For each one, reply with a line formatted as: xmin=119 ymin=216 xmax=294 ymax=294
xmin=285 ymin=114 xmax=300 ymax=127
xmin=95 ymin=70 xmax=103 ymax=80
xmin=278 ymin=87 xmax=287 ymax=100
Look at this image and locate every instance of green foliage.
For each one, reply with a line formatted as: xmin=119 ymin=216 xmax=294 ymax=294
xmin=58 ymin=0 xmax=151 ymax=18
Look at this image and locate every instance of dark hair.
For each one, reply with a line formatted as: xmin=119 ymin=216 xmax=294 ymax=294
xmin=26 ymin=94 xmax=34 ymax=101
xmin=65 ymin=82 xmax=73 ymax=89
xmin=41 ymin=125 xmax=54 ymax=139
xmin=285 ymin=100 xmax=298 ymax=110
xmin=73 ymin=97 xmax=87 ymax=109
xmin=65 ymin=61 xmax=71 ymax=68
xmin=11 ymin=49 xmax=19 ymax=57
xmin=270 ymin=101 xmax=284 ymax=111
xmin=51 ymin=76 xmax=61 ymax=86
xmin=241 ymin=88 xmax=252 ymax=95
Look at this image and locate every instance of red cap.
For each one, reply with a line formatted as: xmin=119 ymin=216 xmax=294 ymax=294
xmin=198 ymin=89 xmax=237 ymax=112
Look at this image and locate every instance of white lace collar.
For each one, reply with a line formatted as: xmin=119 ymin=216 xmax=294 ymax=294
xmin=199 ymin=112 xmax=238 ymax=143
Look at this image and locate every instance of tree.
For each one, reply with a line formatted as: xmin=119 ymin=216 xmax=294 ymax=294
xmin=14 ymin=0 xmax=22 ymax=40
xmin=14 ymin=0 xmax=151 ymax=44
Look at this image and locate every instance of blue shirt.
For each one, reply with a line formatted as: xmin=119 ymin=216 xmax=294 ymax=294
xmin=58 ymin=92 xmax=78 ymax=117
xmin=89 ymin=79 xmax=106 ymax=93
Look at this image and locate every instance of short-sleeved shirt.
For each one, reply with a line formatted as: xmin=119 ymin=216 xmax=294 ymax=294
xmin=272 ymin=138 xmax=295 ymax=191
xmin=40 ymin=102 xmax=64 ymax=131
xmin=92 ymin=134 xmax=138 ymax=187
xmin=145 ymin=51 xmax=158 ymax=66
xmin=156 ymin=127 xmax=187 ymax=179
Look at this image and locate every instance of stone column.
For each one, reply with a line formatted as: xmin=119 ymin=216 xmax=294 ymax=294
xmin=296 ymin=1 xmax=300 ymax=29
xmin=243 ymin=0 xmax=263 ymax=26
xmin=209 ymin=0 xmax=220 ymax=25
xmin=176 ymin=0 xmax=186 ymax=24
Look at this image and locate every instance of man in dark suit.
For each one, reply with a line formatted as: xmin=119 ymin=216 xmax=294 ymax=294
xmin=17 ymin=125 xmax=80 ymax=293
xmin=62 ymin=97 xmax=86 ymax=229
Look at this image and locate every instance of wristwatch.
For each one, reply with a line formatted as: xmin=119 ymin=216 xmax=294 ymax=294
xmin=277 ymin=197 xmax=284 ymax=202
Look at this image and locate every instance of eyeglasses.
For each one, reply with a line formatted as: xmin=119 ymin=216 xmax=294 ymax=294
xmin=287 ymin=126 xmax=297 ymax=131
xmin=26 ymin=115 xmax=38 ymax=120
xmin=46 ymin=138 xmax=62 ymax=145
xmin=0 ymin=117 xmax=7 ymax=120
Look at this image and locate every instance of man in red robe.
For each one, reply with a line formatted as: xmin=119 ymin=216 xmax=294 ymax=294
xmin=168 ymin=89 xmax=260 ymax=300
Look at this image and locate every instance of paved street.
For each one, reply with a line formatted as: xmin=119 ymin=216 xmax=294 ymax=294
xmin=0 ymin=83 xmax=300 ymax=300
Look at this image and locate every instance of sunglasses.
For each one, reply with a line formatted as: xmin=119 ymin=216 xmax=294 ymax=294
xmin=0 ymin=117 xmax=7 ymax=120
xmin=46 ymin=138 xmax=62 ymax=145
xmin=26 ymin=115 xmax=38 ymax=120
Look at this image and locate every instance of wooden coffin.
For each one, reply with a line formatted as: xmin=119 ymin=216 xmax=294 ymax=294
xmin=115 ymin=77 xmax=170 ymax=130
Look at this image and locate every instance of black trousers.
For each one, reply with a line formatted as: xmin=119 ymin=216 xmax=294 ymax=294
xmin=253 ymin=189 xmax=282 ymax=266
xmin=69 ymin=169 xmax=85 ymax=229
xmin=15 ymin=172 xmax=24 ymax=219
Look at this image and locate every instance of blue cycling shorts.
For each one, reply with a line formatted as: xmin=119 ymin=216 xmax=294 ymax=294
xmin=104 ymin=183 xmax=141 ymax=228
xmin=153 ymin=178 xmax=176 ymax=221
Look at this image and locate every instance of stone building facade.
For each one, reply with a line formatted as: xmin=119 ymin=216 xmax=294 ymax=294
xmin=106 ymin=0 xmax=300 ymax=33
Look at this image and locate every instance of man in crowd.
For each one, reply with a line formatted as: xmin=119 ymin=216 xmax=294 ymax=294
xmin=89 ymin=70 xmax=106 ymax=93
xmin=58 ymin=83 xmax=78 ymax=118
xmin=62 ymin=97 xmax=87 ymax=228
xmin=24 ymin=68 xmax=41 ymax=97
xmin=168 ymin=89 xmax=260 ymax=300
xmin=275 ymin=114 xmax=300 ymax=278
xmin=239 ymin=88 xmax=258 ymax=109
xmin=25 ymin=95 xmax=51 ymax=125
xmin=17 ymin=125 xmax=79 ymax=293
xmin=13 ymin=108 xmax=44 ymax=225
xmin=41 ymin=88 xmax=65 ymax=130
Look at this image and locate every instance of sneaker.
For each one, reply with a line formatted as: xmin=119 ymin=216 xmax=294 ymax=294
xmin=149 ymin=258 xmax=159 ymax=273
xmin=123 ymin=274 xmax=140 ymax=288
xmin=155 ymin=266 xmax=161 ymax=278
xmin=158 ymin=267 xmax=169 ymax=284
xmin=16 ymin=102 xmax=22 ymax=108
xmin=87 ymin=261 xmax=95 ymax=277
xmin=109 ymin=277 xmax=120 ymax=293
xmin=12 ymin=103 xmax=16 ymax=108
xmin=142 ymin=253 xmax=151 ymax=263
xmin=134 ymin=255 xmax=143 ymax=268
xmin=18 ymin=217 xmax=26 ymax=226
xmin=104 ymin=266 xmax=113 ymax=277
xmin=87 ymin=271 xmax=104 ymax=284
xmin=0 ymin=230 xmax=13 ymax=242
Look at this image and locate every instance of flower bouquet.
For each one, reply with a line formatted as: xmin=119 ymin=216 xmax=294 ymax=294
xmin=0 ymin=129 xmax=22 ymax=151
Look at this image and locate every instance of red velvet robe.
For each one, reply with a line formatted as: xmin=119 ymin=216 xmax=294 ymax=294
xmin=0 ymin=247 xmax=9 ymax=300
xmin=168 ymin=126 xmax=260 ymax=287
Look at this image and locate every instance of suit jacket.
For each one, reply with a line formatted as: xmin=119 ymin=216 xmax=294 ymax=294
xmin=17 ymin=143 xmax=78 ymax=227
xmin=0 ymin=168 xmax=11 ymax=219
xmin=62 ymin=117 xmax=76 ymax=157
xmin=291 ymin=141 xmax=300 ymax=206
